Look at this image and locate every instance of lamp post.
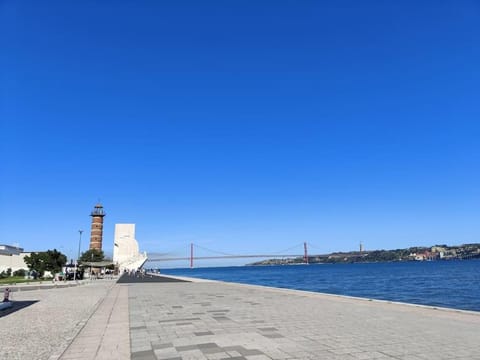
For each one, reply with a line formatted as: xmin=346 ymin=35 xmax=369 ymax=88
xmin=90 ymin=252 xmax=93 ymax=279
xmin=74 ymin=230 xmax=83 ymax=280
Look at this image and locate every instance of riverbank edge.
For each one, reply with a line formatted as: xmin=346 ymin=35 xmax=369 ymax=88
xmin=150 ymin=272 xmax=480 ymax=316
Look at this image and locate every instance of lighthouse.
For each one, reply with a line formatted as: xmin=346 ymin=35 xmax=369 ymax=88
xmin=89 ymin=203 xmax=106 ymax=250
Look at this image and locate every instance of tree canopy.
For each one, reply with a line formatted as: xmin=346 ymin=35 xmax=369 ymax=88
xmin=79 ymin=248 xmax=105 ymax=263
xmin=24 ymin=249 xmax=67 ymax=277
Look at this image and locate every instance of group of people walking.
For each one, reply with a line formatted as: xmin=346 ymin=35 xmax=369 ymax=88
xmin=125 ymin=268 xmax=146 ymax=277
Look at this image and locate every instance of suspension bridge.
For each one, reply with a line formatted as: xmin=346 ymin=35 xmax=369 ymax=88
xmin=146 ymin=242 xmax=320 ymax=268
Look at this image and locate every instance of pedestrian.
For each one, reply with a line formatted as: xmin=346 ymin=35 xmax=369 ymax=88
xmin=3 ymin=287 xmax=11 ymax=302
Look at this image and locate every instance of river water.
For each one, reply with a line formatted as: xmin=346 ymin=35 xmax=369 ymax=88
xmin=160 ymin=260 xmax=480 ymax=312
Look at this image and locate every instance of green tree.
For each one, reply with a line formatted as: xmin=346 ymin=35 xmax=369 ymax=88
xmin=24 ymin=249 xmax=67 ymax=277
xmin=79 ymin=248 xmax=105 ymax=263
xmin=46 ymin=249 xmax=68 ymax=273
xmin=24 ymin=252 xmax=47 ymax=276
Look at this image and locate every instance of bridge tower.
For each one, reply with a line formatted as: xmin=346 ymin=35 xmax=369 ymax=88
xmin=89 ymin=203 xmax=106 ymax=250
xmin=304 ymin=242 xmax=309 ymax=264
xmin=190 ymin=243 xmax=194 ymax=269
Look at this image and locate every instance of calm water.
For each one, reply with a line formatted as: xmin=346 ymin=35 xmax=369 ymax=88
xmin=160 ymin=260 xmax=480 ymax=312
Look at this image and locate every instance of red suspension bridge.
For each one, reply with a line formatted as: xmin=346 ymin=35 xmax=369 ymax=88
xmin=146 ymin=242 xmax=316 ymax=268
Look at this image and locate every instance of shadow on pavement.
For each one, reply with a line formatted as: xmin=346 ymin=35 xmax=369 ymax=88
xmin=0 ymin=300 xmax=39 ymax=318
xmin=117 ymin=273 xmax=190 ymax=284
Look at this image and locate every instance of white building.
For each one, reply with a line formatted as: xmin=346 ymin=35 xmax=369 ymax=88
xmin=113 ymin=224 xmax=148 ymax=271
xmin=0 ymin=245 xmax=29 ymax=273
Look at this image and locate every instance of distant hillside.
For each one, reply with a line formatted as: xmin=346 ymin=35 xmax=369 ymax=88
xmin=248 ymin=243 xmax=480 ymax=266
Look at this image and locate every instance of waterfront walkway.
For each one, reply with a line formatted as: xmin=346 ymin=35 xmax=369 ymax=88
xmin=2 ymin=274 xmax=480 ymax=359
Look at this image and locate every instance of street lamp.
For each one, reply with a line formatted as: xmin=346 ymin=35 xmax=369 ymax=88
xmin=90 ymin=252 xmax=93 ymax=279
xmin=74 ymin=230 xmax=83 ymax=280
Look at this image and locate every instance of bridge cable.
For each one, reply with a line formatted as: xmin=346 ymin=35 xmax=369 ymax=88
xmin=192 ymin=243 xmax=236 ymax=257
xmin=271 ymin=242 xmax=305 ymax=255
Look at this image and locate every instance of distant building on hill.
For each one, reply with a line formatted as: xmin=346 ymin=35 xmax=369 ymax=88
xmin=113 ymin=224 xmax=148 ymax=271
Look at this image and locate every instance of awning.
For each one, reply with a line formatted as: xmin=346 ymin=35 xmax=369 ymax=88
xmin=80 ymin=261 xmax=115 ymax=267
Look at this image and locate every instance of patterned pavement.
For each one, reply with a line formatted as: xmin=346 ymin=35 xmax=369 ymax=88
xmin=126 ymin=278 xmax=480 ymax=360
xmin=117 ymin=273 xmax=190 ymax=283
xmin=9 ymin=274 xmax=475 ymax=359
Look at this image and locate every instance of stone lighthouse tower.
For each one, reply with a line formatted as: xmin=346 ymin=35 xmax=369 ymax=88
xmin=89 ymin=203 xmax=106 ymax=250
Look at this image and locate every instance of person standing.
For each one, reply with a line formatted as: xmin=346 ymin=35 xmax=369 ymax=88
xmin=3 ymin=288 xmax=11 ymax=302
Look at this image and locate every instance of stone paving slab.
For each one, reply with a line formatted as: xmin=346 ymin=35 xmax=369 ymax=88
xmin=128 ymin=278 xmax=480 ymax=360
xmin=58 ymin=283 xmax=130 ymax=360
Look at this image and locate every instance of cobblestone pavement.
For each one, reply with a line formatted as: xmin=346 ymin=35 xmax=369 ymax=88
xmin=129 ymin=280 xmax=480 ymax=360
xmin=3 ymin=277 xmax=480 ymax=360
xmin=0 ymin=280 xmax=115 ymax=360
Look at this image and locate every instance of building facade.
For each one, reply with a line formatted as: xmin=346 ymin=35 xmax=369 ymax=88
xmin=0 ymin=245 xmax=29 ymax=273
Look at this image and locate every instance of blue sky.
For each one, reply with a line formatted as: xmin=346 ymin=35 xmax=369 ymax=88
xmin=1 ymin=1 xmax=479 ymax=268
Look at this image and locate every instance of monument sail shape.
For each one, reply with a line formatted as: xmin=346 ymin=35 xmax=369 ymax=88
xmin=113 ymin=224 xmax=148 ymax=271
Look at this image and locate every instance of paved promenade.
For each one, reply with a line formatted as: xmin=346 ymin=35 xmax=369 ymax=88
xmin=0 ymin=280 xmax=115 ymax=360
xmin=2 ymin=275 xmax=480 ymax=359
xmin=126 ymin=277 xmax=480 ymax=360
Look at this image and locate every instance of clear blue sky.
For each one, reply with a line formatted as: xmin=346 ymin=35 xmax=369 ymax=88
xmin=1 ymin=1 xmax=479 ymax=267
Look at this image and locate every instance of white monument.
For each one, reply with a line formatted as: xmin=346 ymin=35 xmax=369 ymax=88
xmin=113 ymin=224 xmax=148 ymax=271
